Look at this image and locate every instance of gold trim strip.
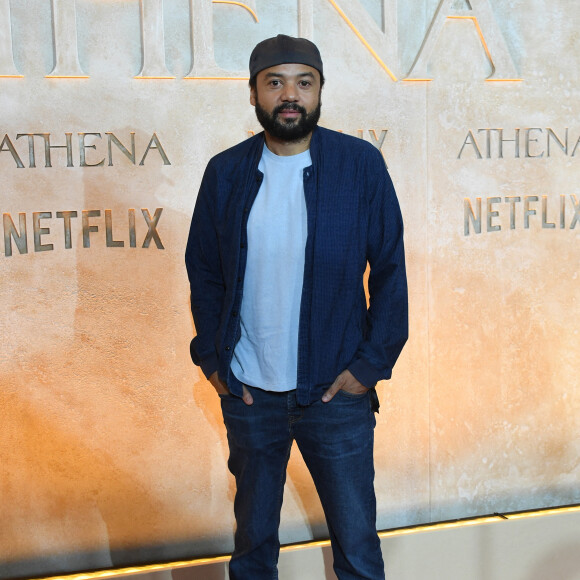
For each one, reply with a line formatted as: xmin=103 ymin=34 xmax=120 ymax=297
xmin=33 ymin=504 xmax=580 ymax=580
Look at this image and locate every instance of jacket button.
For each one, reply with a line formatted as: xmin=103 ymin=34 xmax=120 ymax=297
xmin=225 ymin=346 xmax=231 ymax=351
xmin=232 ymin=311 xmax=238 ymax=317
xmin=240 ymin=243 xmax=246 ymax=248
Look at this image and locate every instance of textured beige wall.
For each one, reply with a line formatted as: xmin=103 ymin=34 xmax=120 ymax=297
xmin=0 ymin=0 xmax=578 ymax=578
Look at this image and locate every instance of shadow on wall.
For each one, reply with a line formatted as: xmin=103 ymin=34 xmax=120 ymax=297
xmin=0 ymin=387 xmax=241 ymax=580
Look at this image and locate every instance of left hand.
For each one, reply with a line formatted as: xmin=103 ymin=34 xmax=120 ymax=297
xmin=322 ymin=369 xmax=368 ymax=402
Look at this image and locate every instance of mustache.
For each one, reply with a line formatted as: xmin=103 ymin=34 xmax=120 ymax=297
xmin=273 ymin=103 xmax=307 ymax=116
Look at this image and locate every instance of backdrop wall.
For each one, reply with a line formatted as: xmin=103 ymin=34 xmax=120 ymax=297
xmin=1 ymin=1 xmax=579 ymax=578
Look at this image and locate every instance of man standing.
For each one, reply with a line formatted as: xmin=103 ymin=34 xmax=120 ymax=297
xmin=186 ymin=35 xmax=408 ymax=580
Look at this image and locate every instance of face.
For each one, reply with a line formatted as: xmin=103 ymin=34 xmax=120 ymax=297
xmin=250 ymin=63 xmax=322 ymax=142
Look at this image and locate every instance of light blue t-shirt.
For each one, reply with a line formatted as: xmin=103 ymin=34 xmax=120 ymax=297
xmin=231 ymin=144 xmax=311 ymax=391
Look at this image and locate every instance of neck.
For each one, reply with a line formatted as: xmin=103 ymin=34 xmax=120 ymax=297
xmin=264 ymin=131 xmax=313 ymax=156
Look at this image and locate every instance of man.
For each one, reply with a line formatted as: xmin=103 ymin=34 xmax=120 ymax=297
xmin=186 ymin=34 xmax=408 ymax=580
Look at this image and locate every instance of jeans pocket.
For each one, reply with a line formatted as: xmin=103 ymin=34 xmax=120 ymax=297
xmin=336 ymin=388 xmax=369 ymax=399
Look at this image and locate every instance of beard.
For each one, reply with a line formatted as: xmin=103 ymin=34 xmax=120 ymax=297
xmin=254 ymin=98 xmax=321 ymax=142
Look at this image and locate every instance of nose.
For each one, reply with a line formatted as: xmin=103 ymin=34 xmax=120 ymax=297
xmin=281 ymin=83 xmax=297 ymax=102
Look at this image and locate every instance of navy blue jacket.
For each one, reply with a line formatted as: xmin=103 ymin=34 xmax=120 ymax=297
xmin=186 ymin=126 xmax=408 ymax=405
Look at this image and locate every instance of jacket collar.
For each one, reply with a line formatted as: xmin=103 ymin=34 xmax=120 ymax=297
xmin=252 ymin=125 xmax=323 ymax=169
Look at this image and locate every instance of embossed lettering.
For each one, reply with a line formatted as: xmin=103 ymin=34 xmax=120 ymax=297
xmin=523 ymin=196 xmax=538 ymax=228
xmin=79 ymin=133 xmax=105 ymax=167
xmin=368 ymin=129 xmax=388 ymax=150
xmin=136 ymin=0 xmax=173 ymax=79
xmin=498 ymin=128 xmax=520 ymax=158
xmin=186 ymin=0 xmax=258 ymax=78
xmin=129 ymin=208 xmax=137 ymax=248
xmin=464 ymin=197 xmax=482 ymax=235
xmin=458 ymin=131 xmax=483 ymax=159
xmin=56 ymin=211 xmax=78 ymax=249
xmin=141 ymin=208 xmax=164 ymax=248
xmin=3 ymin=213 xmax=28 ymax=256
xmin=106 ymin=133 xmax=136 ymax=166
xmin=47 ymin=0 xmax=87 ymax=78
xmin=2 ymin=132 xmax=168 ymax=168
xmin=486 ymin=197 xmax=501 ymax=232
xmin=326 ymin=0 xmax=397 ymax=80
xmin=139 ymin=133 xmax=171 ymax=165
xmin=547 ymin=128 xmax=568 ymax=156
xmin=0 ymin=0 xmax=21 ymax=76
xmin=525 ymin=128 xmax=544 ymax=158
xmin=504 ymin=196 xmax=521 ymax=229
xmin=82 ymin=210 xmax=101 ymax=248
xmin=541 ymin=195 xmax=556 ymax=229
xmin=459 ymin=128 xmax=579 ymax=159
xmin=298 ymin=0 xmax=314 ymax=38
xmin=33 ymin=212 xmax=54 ymax=252
xmin=2 ymin=0 xmax=521 ymax=83
xmin=464 ymin=195 xmax=580 ymax=235
xmin=105 ymin=210 xmax=124 ymax=247
xmin=0 ymin=135 xmax=25 ymax=168
xmin=3 ymin=209 xmax=166 ymax=255
xmin=406 ymin=0 xmax=519 ymax=81
xmin=571 ymin=195 xmax=580 ymax=229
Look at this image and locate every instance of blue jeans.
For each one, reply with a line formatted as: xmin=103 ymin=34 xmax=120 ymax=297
xmin=220 ymin=385 xmax=384 ymax=580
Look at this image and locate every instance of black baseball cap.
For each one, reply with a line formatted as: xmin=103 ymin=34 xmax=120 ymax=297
xmin=249 ymin=34 xmax=323 ymax=81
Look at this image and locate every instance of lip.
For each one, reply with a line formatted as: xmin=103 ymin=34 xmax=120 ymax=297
xmin=278 ymin=110 xmax=301 ymax=118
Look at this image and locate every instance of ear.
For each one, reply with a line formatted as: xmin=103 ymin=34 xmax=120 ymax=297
xmin=250 ymin=86 xmax=256 ymax=107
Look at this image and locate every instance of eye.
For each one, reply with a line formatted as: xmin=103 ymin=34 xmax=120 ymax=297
xmin=269 ymin=79 xmax=282 ymax=87
xmin=299 ymin=80 xmax=312 ymax=88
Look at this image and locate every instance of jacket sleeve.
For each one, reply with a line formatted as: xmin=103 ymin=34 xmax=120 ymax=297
xmin=348 ymin=149 xmax=409 ymax=388
xmin=185 ymin=161 xmax=223 ymax=379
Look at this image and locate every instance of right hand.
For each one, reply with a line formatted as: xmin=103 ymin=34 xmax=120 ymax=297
xmin=208 ymin=372 xmax=253 ymax=405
